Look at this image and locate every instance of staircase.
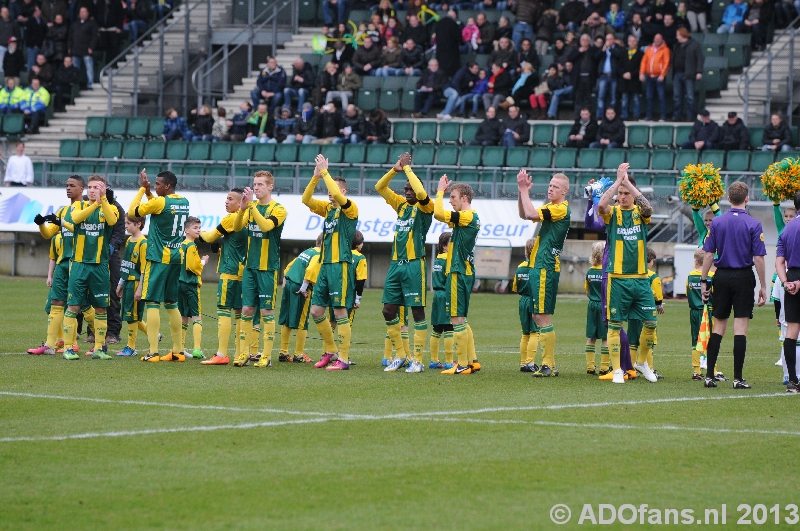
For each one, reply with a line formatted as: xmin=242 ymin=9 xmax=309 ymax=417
xmin=23 ymin=0 xmax=231 ymax=159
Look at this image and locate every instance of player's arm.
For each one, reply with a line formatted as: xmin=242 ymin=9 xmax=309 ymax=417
xmin=100 ymin=198 xmax=119 ymax=226
xmin=301 ymin=175 xmax=328 ymax=216
xmin=404 ymin=164 xmax=433 ymax=212
xmin=299 ymin=255 xmax=321 ymax=296
xmin=374 ymin=167 xmax=404 ymax=206
xmin=652 ymin=275 xmax=664 ymax=313
xmin=774 ymin=203 xmax=786 ymax=234
xmin=584 ymin=277 xmax=589 ymax=295
xmin=136 ymin=241 xmax=148 ymax=275
xmin=201 ymin=214 xmax=235 ymax=242
xmin=598 ymin=164 xmax=628 ymax=218
xmin=38 ymin=222 xmax=59 ymax=239
xmin=129 ymin=188 xmax=165 ymax=217
xmin=250 ymin=202 xmax=286 ymax=232
xmin=356 ymin=257 xmax=368 ymax=282
xmin=320 ymin=168 xmax=358 ymax=219
xmin=185 ymin=244 xmax=204 ymax=276
xmin=512 ymin=275 xmax=519 ymax=293
xmin=516 ymin=169 xmax=539 ymax=221
xmin=70 ymin=201 xmax=100 ymax=224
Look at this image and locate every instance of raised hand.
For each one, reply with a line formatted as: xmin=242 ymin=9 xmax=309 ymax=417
xmin=399 ymin=152 xmax=412 ymax=167
xmin=437 ymin=174 xmax=451 ymax=192
xmin=616 ymin=162 xmax=629 ymax=183
xmin=139 ymin=168 xmax=150 ymax=193
xmin=240 ymin=187 xmax=252 ymax=210
xmin=516 ymin=169 xmax=532 ymax=191
xmin=96 ymin=180 xmax=107 ymax=200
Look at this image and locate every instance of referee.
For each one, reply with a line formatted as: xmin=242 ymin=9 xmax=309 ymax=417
xmin=776 ymin=192 xmax=800 ymax=394
xmin=701 ymin=182 xmax=767 ymax=389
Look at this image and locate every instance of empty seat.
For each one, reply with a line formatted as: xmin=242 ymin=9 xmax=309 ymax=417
xmin=626 ymin=148 xmax=650 ymax=170
xmin=80 ymin=139 xmax=102 ymax=158
xmin=506 ymin=147 xmax=530 ymax=168
xmin=187 ymin=142 xmax=211 ymax=160
xmin=209 ymin=142 xmax=232 ymax=161
xmin=482 ymin=146 xmax=506 ymax=167
xmin=60 ymin=139 xmax=80 ymax=158
xmin=392 ymin=120 xmax=415 ymax=143
xmin=365 ymin=144 xmax=390 ymax=165
xmin=553 ymin=147 xmax=577 ymax=168
xmin=458 ymin=145 xmax=481 ymax=167
xmin=601 ymin=149 xmax=626 ymax=169
xmin=144 ymin=140 xmax=166 ymax=159
xmin=531 ymin=123 xmax=555 ymax=146
xmin=101 ymin=139 xmax=123 ymax=159
xmin=436 ymin=145 xmax=459 ymax=166
xmin=343 ymin=143 xmax=366 ymax=164
xmin=252 ymin=143 xmax=276 ymax=162
xmin=320 ymin=144 xmax=343 ymax=163
xmin=166 ymin=142 xmax=188 ymax=160
xmin=85 ymin=116 xmax=106 ymax=137
xmin=126 ymin=117 xmax=149 ymax=138
xmin=105 ymin=117 xmax=127 ymax=138
xmin=577 ymin=148 xmax=602 ymax=169
xmin=626 ymin=125 xmax=650 ymax=147
xmin=122 ymin=139 xmax=145 ymax=159
xmin=725 ymin=151 xmax=750 ymax=171
xmin=415 ymin=121 xmax=438 ymax=143
xmin=231 ymin=143 xmax=254 ymax=161
xmin=412 ymin=144 xmax=435 ymax=165
xmin=650 ymin=125 xmax=674 ymax=148
xmin=438 ymin=122 xmax=460 ymax=144
xmin=650 ymin=150 xmax=674 ymax=170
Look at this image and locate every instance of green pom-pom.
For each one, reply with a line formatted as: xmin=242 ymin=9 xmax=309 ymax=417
xmin=678 ymin=163 xmax=725 ymax=209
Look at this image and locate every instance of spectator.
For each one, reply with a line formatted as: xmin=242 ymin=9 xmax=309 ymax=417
xmin=162 ymin=107 xmax=191 ymax=141
xmin=401 ymin=14 xmax=428 ymax=48
xmin=559 ymin=0 xmax=585 ymax=32
xmin=435 ymin=10 xmax=462 ymax=78
xmin=581 ymin=0 xmax=608 ymax=23
xmin=686 ymin=0 xmax=708 ymax=32
xmin=399 ymin=38 xmax=425 ymax=75
xmin=383 ymin=16 xmax=403 ymax=44
xmin=530 ymin=64 xmax=559 ymax=119
xmin=553 ymin=37 xmax=574 ymax=71
xmin=251 ymin=56 xmax=286 ymax=113
xmin=590 ymin=107 xmax=625 ymax=148
xmin=3 ymin=141 xmax=33 ymax=186
xmin=482 ymin=62 xmax=513 ymax=112
xmin=1 ymin=37 xmax=23 ymax=87
xmin=504 ymin=62 xmax=538 ymax=110
xmin=375 ymin=0 xmax=395 ymax=24
xmin=288 ymin=102 xmax=320 ymax=144
xmin=461 ymin=16 xmax=480 ymax=54
xmin=511 ymin=0 xmax=539 ymax=51
xmin=495 ymin=15 xmax=513 ymax=43
xmin=571 ymin=33 xmax=596 ymax=118
xmin=0 ymin=76 xmax=25 ymax=113
xmin=29 ymin=53 xmax=54 ymax=87
xmin=594 ymin=32 xmax=623 ymax=119
xmin=327 ymin=62 xmax=361 ymax=109
xmin=68 ymin=7 xmax=98 ymax=89
xmin=566 ymin=107 xmax=599 ymax=148
xmin=41 ymin=0 xmax=68 ymax=25
xmin=411 ymin=58 xmax=448 ymax=117
xmin=675 ymin=2 xmax=691 ymax=28
xmin=774 ymin=0 xmax=799 ymax=28
xmin=628 ymin=13 xmax=645 ymax=44
xmin=314 ymin=61 xmax=338 ymax=107
xmin=124 ymin=0 xmax=151 ymax=43
xmin=742 ymin=0 xmax=766 ymax=50
xmin=619 ymin=35 xmax=643 ymax=121
xmin=244 ymin=101 xmax=270 ymax=144
xmin=330 ymin=39 xmax=354 ymax=67
xmin=364 ymin=108 xmax=391 ymax=144
xmin=672 ymin=28 xmax=703 ymax=122
xmin=547 ymin=60 xmax=574 ymax=119
xmin=490 ymin=36 xmax=517 ymax=71
xmin=606 ymin=2 xmax=627 ymax=31
xmin=762 ymin=113 xmax=792 ymax=152
xmin=268 ymin=106 xmax=297 ymax=144
xmin=475 ymin=12 xmax=494 ymax=53
xmin=717 ymin=0 xmax=747 ymax=33
xmin=580 ymin=13 xmax=615 ymax=42
xmin=501 ymin=105 xmax=530 ymax=148
xmin=468 ymin=105 xmax=503 ymax=146
xmin=224 ymin=101 xmax=252 ymax=142
xmin=283 ymin=57 xmax=314 ymax=114
xmin=535 ymin=9 xmax=559 ymax=56
xmin=656 ymin=13 xmax=679 ymax=48
xmin=718 ymin=111 xmax=749 ymax=151
xmin=20 ymin=76 xmax=49 ymax=136
xmin=639 ymin=33 xmax=670 ymax=121
xmin=352 ymin=37 xmax=383 ymax=77
xmin=630 ymin=0 xmax=654 ymax=22
xmin=334 ymin=103 xmax=365 ymax=144
xmin=95 ymin=0 xmax=125 ymax=64
xmin=516 ymin=38 xmax=540 ymax=77
xmin=323 ymin=0 xmax=350 ymax=26
xmin=681 ymin=109 xmax=719 ymax=150
xmin=45 ymin=13 xmax=68 ymax=63
xmin=189 ymin=104 xmax=214 ymax=142
xmin=312 ymin=101 xmax=344 ymax=144
xmin=211 ymin=107 xmax=228 ymax=141
xmin=0 ymin=7 xmax=20 ymax=73
xmin=438 ymin=60 xmax=479 ymax=119
xmin=376 ymin=36 xmax=402 ymax=77
xmin=51 ymin=55 xmax=79 ymax=111
xmin=24 ymin=6 xmax=46 ymax=71
xmin=462 ymin=67 xmax=489 ymax=118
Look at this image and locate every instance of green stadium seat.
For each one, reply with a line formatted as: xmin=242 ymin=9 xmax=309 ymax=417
xmin=726 ymin=33 xmax=751 ymax=68
xmin=700 ymin=149 xmax=725 ymax=169
xmin=204 ymin=165 xmax=230 ymax=191
xmin=187 ymin=142 xmax=211 ymax=160
xmin=412 ymin=144 xmax=435 ymax=165
xmin=205 ymin=165 xmax=229 ymax=177
xmin=59 ymin=139 xmax=80 ymax=158
xmin=626 ymin=124 xmax=650 ymax=147
xmin=652 ymin=173 xmax=676 ymax=188
xmin=166 ymin=142 xmax=188 ymax=160
xmin=74 ymin=161 xmax=96 ymax=175
xmin=482 ymin=146 xmax=506 ymax=167
xmin=148 ymin=117 xmax=166 ymax=138
xmin=233 ymin=163 xmax=253 ymax=178
xmin=436 ymin=145 xmax=459 ymax=166
xmin=357 ymin=88 xmax=378 ymax=111
xmin=626 ymin=148 xmax=650 ymax=170
xmin=498 ymin=170 xmax=517 ymax=197
xmin=702 ymin=33 xmax=726 ymax=56
xmin=179 ymin=164 xmax=207 ymax=190
xmin=459 ymin=145 xmax=481 ymax=167
xmin=380 ymin=87 xmax=401 ymax=113
xmin=144 ymin=140 xmax=166 ymax=159
xmin=272 ymin=167 xmax=296 ymax=193
xmin=251 ymin=143 xmax=276 ymax=162
xmin=392 ymin=120 xmax=414 ymax=142
xmin=340 ymin=167 xmax=362 ymax=189
xmin=274 ymin=144 xmax=298 ymax=163
xmin=531 ymin=123 xmax=555 ymax=146
xmin=650 ymin=125 xmax=674 ymax=148
xmin=675 ymin=150 xmax=699 ymax=170
xmin=506 ymin=147 xmax=530 ymax=168
xmin=231 ymin=143 xmax=254 ymax=161
xmin=2 ymin=114 xmax=23 ymax=137
xmin=749 ymin=126 xmax=765 ymax=149
xmin=577 ymin=148 xmax=602 ymax=169
xmin=105 ymin=117 xmax=127 ymax=138
xmin=415 ymin=121 xmax=438 ymax=143
xmin=675 ymin=125 xmax=692 ymax=147
xmin=438 ymin=122 xmax=460 ymax=144
xmin=115 ymin=162 xmax=141 ymax=188
xmin=461 ymin=122 xmax=479 ymax=144
xmin=556 ymin=123 xmax=572 ymax=145
xmin=365 ymin=144 xmax=389 ymax=164
xmin=650 ymin=150 xmax=674 ymax=170
xmin=528 ymin=147 xmax=551 ymax=168
xmin=362 ymin=76 xmax=382 ymax=90
xmin=364 ymin=167 xmax=386 ymax=195
xmin=749 ymin=151 xmax=775 ymax=172
xmin=101 ymin=139 xmax=123 ymax=159
xmin=80 ymin=139 xmax=102 ymax=158
xmin=530 ymin=172 xmax=552 ymax=196
xmin=209 ymin=142 xmax=232 ymax=161
xmin=400 ymin=77 xmax=419 ymax=113
xmin=343 ymin=143 xmax=366 ymax=164
xmin=126 ymin=117 xmax=149 ymax=138
xmin=388 ymin=144 xmax=407 ymax=161
xmin=725 ymin=151 xmax=750 ymax=171
xmin=320 ymin=144 xmax=343 ymax=163
xmin=297 ymin=144 xmax=318 ymax=163
xmin=553 ymin=147 xmax=577 ymax=168
xmin=704 ymin=56 xmax=729 ymax=92
xmin=49 ymin=162 xmax=74 ymax=183
xmin=348 ymin=9 xmax=371 ymax=23
xmin=85 ymin=116 xmax=106 ymax=137
xmin=122 ymin=139 xmax=145 ymax=159
xmin=602 ymin=149 xmax=626 ymax=169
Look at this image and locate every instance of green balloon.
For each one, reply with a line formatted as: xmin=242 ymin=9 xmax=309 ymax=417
xmin=312 ymin=34 xmax=327 ymax=53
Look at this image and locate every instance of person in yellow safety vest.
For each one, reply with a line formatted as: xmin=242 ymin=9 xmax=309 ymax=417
xmin=20 ymin=77 xmax=51 ymax=134
xmin=0 ymin=77 xmax=27 ymax=114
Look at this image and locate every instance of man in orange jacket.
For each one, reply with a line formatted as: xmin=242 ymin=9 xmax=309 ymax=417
xmin=639 ymin=33 xmax=671 ymax=122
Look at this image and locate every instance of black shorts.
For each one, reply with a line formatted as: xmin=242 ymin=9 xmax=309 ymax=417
xmin=712 ymin=267 xmax=755 ymax=320
xmin=784 ymin=268 xmax=800 ymax=323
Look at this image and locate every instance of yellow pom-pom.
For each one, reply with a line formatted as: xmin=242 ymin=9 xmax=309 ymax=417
xmin=761 ymin=158 xmax=800 ymax=203
xmin=679 ymin=163 xmax=725 ymax=208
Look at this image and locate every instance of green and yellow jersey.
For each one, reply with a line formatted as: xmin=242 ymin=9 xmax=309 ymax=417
xmin=201 ymin=213 xmax=247 ymax=280
xmin=179 ymin=239 xmax=204 ymax=286
xmin=120 ymin=235 xmax=148 ymax=281
xmin=284 ymin=246 xmax=321 ymax=285
xmin=434 ymin=191 xmax=479 ymax=276
xmin=692 ymin=203 xmax=721 ymax=247
xmin=303 ymin=169 xmax=359 ymax=264
xmin=49 ymin=232 xmax=64 ymax=263
xmin=352 ymin=250 xmax=368 ymax=282
xmin=647 ymin=269 xmax=663 ymax=305
xmin=71 ymin=198 xmax=119 ymax=264
xmin=375 ymin=166 xmax=434 ymax=261
xmin=687 ymin=268 xmax=714 ymax=310
xmin=431 ymin=252 xmax=447 ymax=290
xmin=39 ymin=203 xmax=78 ymax=263
xmin=584 ymin=265 xmax=603 ymax=302
xmin=512 ymin=260 xmax=531 ymax=296
xmin=128 ymin=188 xmax=191 ymax=264
xmin=234 ymin=199 xmax=287 ymax=271
xmin=601 ymin=205 xmax=651 ymax=277
xmin=528 ymin=201 xmax=571 ymax=272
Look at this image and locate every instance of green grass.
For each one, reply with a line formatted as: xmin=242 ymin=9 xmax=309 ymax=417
xmin=1 ymin=275 xmax=799 ymax=530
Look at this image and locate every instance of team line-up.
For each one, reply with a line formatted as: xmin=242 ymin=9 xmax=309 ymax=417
xmin=26 ymin=154 xmax=800 ymax=390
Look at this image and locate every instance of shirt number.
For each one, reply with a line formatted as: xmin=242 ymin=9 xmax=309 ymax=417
xmin=171 ymin=214 xmax=188 ymax=237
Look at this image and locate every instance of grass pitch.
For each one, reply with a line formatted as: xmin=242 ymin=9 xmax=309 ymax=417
xmin=1 ymin=275 xmax=799 ymax=530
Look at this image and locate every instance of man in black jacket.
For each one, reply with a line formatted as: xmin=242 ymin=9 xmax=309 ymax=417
xmin=400 ymin=15 xmax=428 ymax=49
xmin=106 ymin=195 xmax=126 ymax=344
xmin=333 ymin=103 xmax=366 ymax=144
xmin=672 ymin=28 xmax=704 ymax=121
xmin=761 ymin=113 xmax=793 ymax=152
xmin=680 ymin=109 xmax=719 ymax=150
xmin=290 ymin=102 xmax=320 ymax=144
xmin=570 ymin=34 xmax=597 ymax=118
xmin=67 ymin=6 xmax=98 ymax=89
xmin=411 ymin=58 xmax=448 ymax=118
xmin=438 ymin=61 xmax=479 ymax=119
xmin=501 ymin=105 xmax=530 ymax=148
xmin=312 ymin=102 xmax=344 ymax=144
xmin=566 ymin=107 xmax=599 ymax=148
xmin=399 ymin=39 xmax=425 ymax=76
xmin=2 ymin=36 xmax=24 ymax=81
xmin=468 ymin=105 xmax=503 ymax=146
xmin=364 ymin=108 xmax=390 ymax=144
xmin=589 ymin=107 xmax=625 ymax=148
xmin=351 ymin=36 xmax=383 ymax=77
xmin=52 ymin=55 xmax=80 ymax=111
xmin=24 ymin=6 xmax=46 ymax=70
xmin=224 ymin=101 xmax=251 ymax=142
xmin=594 ymin=33 xmax=624 ymax=119
xmin=283 ymin=57 xmax=315 ymax=114
xmin=619 ymin=35 xmax=643 ymax=121
xmin=718 ymin=111 xmax=750 ymax=151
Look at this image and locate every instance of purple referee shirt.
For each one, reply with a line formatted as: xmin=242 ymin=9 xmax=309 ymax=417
xmin=702 ymin=208 xmax=767 ymax=268
xmin=777 ymin=217 xmax=800 ymax=268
